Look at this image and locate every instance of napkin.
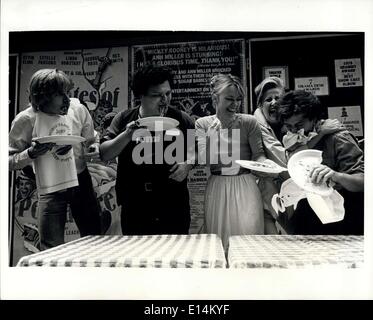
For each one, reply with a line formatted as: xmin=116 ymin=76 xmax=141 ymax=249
xmin=282 ymin=129 xmax=318 ymax=151
xmin=271 ymin=178 xmax=345 ymax=224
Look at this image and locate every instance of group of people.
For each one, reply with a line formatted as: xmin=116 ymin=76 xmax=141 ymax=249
xmin=9 ymin=64 xmax=364 ymax=252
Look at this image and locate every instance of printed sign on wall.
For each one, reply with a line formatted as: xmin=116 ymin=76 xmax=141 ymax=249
xmin=294 ymin=77 xmax=329 ymax=96
xmin=187 ymin=166 xmax=211 ymax=234
xmin=335 ymin=58 xmax=363 ymax=88
xmin=263 ymin=66 xmax=289 ymax=88
xmin=132 ymin=39 xmax=246 ymax=118
xmin=19 ymin=47 xmax=128 ymax=135
xmin=328 ymin=106 xmax=363 ymax=137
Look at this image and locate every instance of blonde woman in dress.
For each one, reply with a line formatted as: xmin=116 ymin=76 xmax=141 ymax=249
xmin=196 ymin=74 xmax=270 ymax=251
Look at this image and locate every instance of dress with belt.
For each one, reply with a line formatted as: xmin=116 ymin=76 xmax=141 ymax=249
xmin=195 ymin=114 xmax=265 ymax=250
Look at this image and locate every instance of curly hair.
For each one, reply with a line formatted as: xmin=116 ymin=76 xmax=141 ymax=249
xmin=28 ymin=69 xmax=74 ymax=111
xmin=131 ymin=64 xmax=174 ymax=98
xmin=277 ymin=90 xmax=323 ymax=121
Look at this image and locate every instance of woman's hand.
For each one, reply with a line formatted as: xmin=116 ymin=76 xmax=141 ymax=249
xmin=28 ymin=140 xmax=56 ymax=159
xmin=207 ymin=118 xmax=221 ymax=133
xmin=317 ymin=119 xmax=345 ymax=137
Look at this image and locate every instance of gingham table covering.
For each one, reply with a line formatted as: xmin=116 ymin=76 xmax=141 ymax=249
xmin=17 ymin=234 xmax=226 ymax=268
xmin=228 ymin=235 xmax=364 ymax=268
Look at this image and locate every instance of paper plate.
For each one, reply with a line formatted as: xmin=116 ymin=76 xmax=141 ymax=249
xmin=306 ymin=193 xmax=345 ymax=224
xmin=34 ymin=135 xmax=86 ymax=145
xmin=287 ymin=149 xmax=333 ymax=196
xmin=136 ymin=117 xmax=179 ymax=131
xmin=235 ymin=160 xmax=288 ymax=173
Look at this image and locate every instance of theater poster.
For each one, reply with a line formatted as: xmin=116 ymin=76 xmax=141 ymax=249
xmin=132 ymin=39 xmax=246 ymax=233
xmin=11 ymin=47 xmax=128 ymax=265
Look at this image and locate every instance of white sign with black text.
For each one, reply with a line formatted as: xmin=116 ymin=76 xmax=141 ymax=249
xmin=328 ymin=106 xmax=363 ymax=137
xmin=335 ymin=58 xmax=363 ymax=88
xmin=294 ymin=77 xmax=329 ymax=96
xmin=263 ymin=66 xmax=289 ymax=88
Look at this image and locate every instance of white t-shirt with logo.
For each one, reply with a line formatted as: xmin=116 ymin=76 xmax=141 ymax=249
xmin=32 ymin=111 xmax=79 ymax=195
xmin=9 ymin=98 xmax=97 ymax=195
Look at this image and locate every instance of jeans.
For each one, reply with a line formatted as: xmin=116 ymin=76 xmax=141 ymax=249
xmin=38 ymin=168 xmax=101 ymax=250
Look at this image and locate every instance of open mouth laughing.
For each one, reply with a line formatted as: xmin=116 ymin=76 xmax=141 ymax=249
xmin=268 ymin=106 xmax=277 ymax=117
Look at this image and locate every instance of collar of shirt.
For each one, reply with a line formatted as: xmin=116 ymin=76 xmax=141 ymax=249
xmin=138 ymin=105 xmax=169 ymax=119
xmin=254 ymin=108 xmax=274 ymax=131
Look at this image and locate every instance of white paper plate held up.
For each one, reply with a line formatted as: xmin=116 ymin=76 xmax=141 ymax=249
xmin=287 ymin=149 xmax=333 ymax=196
xmin=136 ymin=117 xmax=179 ymax=131
xmin=33 ymin=135 xmax=86 ymax=145
xmin=235 ymin=159 xmax=288 ymax=174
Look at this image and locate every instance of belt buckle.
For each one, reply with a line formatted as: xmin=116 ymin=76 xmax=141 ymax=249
xmin=144 ymin=182 xmax=153 ymax=192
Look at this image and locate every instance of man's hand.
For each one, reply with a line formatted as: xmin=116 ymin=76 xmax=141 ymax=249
xmin=124 ymin=120 xmax=147 ymax=135
xmin=28 ymin=140 xmax=56 ymax=159
xmin=309 ymin=164 xmax=336 ymax=186
xmin=55 ymin=145 xmax=73 ymax=155
xmin=169 ymin=162 xmax=193 ymax=182
xmin=84 ymin=143 xmax=101 ymax=162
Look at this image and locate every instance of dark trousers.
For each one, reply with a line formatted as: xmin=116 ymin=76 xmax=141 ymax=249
xmin=119 ymin=180 xmax=191 ymax=235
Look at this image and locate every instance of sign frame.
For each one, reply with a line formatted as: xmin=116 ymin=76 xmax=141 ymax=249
xmin=131 ymin=38 xmax=247 ymax=115
xmin=335 ymin=58 xmax=363 ymax=88
xmin=294 ymin=76 xmax=330 ymax=96
xmin=262 ymin=65 xmax=289 ymax=88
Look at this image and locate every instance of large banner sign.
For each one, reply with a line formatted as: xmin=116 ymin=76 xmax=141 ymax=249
xmin=132 ymin=39 xmax=245 ymax=233
xmin=132 ymin=39 xmax=247 ymax=118
xmin=11 ymin=47 xmax=128 ymax=265
xmin=19 ymin=47 xmax=128 ymax=135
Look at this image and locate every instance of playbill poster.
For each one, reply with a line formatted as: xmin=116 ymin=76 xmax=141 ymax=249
xmin=11 ymin=47 xmax=129 ymax=265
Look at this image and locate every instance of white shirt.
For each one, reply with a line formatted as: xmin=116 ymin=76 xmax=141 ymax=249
xmin=9 ymin=98 xmax=98 ymax=175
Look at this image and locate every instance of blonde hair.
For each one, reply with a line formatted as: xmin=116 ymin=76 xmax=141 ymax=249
xmin=254 ymin=76 xmax=284 ymax=107
xmin=29 ymin=69 xmax=74 ymax=111
xmin=210 ymin=74 xmax=244 ymax=97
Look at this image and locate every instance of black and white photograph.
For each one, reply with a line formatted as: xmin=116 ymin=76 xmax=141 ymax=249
xmin=1 ymin=0 xmax=373 ymax=304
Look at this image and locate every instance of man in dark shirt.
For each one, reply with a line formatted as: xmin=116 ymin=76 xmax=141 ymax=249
xmin=100 ymin=64 xmax=195 ymax=235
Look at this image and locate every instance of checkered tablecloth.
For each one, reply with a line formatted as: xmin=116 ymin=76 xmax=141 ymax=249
xmin=228 ymin=235 xmax=364 ymax=268
xmin=16 ymin=234 xmax=226 ymax=268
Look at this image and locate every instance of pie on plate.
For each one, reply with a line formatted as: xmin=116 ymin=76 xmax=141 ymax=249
xmin=33 ymin=135 xmax=86 ymax=145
